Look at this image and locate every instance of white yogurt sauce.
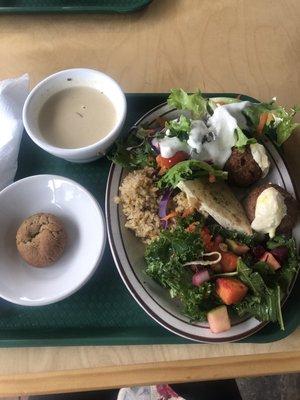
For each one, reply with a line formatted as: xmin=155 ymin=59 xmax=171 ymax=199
xmin=159 ymin=136 xmax=190 ymax=158
xmin=250 ymin=143 xmax=270 ymax=178
xmin=251 ymin=187 xmax=287 ymax=238
xmin=220 ymin=101 xmax=250 ymax=129
xmin=157 ymin=101 xmax=252 ymax=165
xmin=203 ymin=107 xmax=238 ymax=167
xmin=187 ymin=120 xmax=210 ymax=154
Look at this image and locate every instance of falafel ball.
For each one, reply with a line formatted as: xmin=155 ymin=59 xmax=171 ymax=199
xmin=244 ymin=183 xmax=298 ymax=235
xmin=224 ymin=144 xmax=269 ymax=187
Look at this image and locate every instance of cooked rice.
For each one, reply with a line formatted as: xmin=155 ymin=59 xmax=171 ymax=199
xmin=116 ymin=167 xmax=161 ymax=243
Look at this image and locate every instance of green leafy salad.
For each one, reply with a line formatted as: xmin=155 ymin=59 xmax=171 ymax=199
xmin=109 ymin=89 xmax=299 ymax=334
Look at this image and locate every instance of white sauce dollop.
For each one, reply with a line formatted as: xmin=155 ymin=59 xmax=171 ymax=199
xmin=157 ymin=101 xmax=251 ymax=164
xmin=251 ymin=187 xmax=287 ymax=238
xmin=159 ymin=136 xmax=190 ymax=158
xmin=204 ymin=107 xmax=238 ymax=167
xmin=250 ymin=143 xmax=270 ymax=178
xmin=220 ymin=101 xmax=250 ymax=129
xmin=187 ymin=120 xmax=210 ymax=154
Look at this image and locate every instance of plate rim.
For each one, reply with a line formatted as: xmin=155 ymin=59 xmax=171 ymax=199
xmin=105 ymin=95 xmax=299 ymax=343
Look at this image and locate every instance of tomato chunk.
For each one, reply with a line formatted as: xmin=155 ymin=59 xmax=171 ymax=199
xmin=156 ymin=151 xmax=188 ymax=169
xmin=200 ymin=227 xmax=215 ymax=252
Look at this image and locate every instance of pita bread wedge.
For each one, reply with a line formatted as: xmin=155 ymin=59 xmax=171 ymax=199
xmin=178 ymin=178 xmax=252 ymax=235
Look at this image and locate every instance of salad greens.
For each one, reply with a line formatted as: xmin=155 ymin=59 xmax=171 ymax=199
xmin=145 ymin=230 xmax=298 ymax=328
xmin=234 ymin=127 xmax=257 ymax=149
xmin=158 ymin=160 xmax=228 ymax=189
xmin=167 ymin=88 xmax=208 ymax=119
xmin=243 ymin=100 xmax=300 ymax=146
xmin=109 ymin=88 xmax=299 ymax=171
xmin=207 ymin=223 xmax=260 ymax=247
xmin=233 ymin=285 xmax=284 ymax=330
xmin=145 ymin=226 xmax=220 ymax=320
xmin=107 ymin=127 xmax=156 ymax=170
xmin=165 ymin=115 xmax=191 ymax=141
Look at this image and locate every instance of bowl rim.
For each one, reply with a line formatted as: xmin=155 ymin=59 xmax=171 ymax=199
xmin=0 ymin=174 xmax=107 ymax=306
xmin=22 ymin=68 xmax=127 ymax=156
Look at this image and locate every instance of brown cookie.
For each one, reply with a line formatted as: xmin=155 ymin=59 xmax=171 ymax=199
xmin=16 ymin=213 xmax=67 ymax=267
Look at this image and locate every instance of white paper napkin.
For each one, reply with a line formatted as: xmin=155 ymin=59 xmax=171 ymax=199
xmin=0 ymin=74 xmax=29 ymax=191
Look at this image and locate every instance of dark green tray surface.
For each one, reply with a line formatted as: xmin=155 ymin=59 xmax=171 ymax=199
xmin=0 ymin=0 xmax=152 ymax=13
xmin=0 ymin=93 xmax=299 ymax=347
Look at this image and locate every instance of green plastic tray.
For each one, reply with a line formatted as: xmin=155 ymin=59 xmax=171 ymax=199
xmin=0 ymin=0 xmax=152 ymax=14
xmin=0 ymin=93 xmax=299 ymax=347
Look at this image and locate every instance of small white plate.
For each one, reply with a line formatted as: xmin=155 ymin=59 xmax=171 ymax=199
xmin=0 ymin=175 xmax=106 ymax=306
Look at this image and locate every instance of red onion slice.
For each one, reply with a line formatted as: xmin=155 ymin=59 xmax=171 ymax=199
xmin=192 ymin=269 xmax=211 ymax=287
xmin=159 ymin=188 xmax=173 ymax=229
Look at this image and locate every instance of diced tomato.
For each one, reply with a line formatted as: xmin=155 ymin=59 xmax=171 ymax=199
xmin=216 ymin=278 xmax=248 ymax=305
xmin=156 ymin=151 xmax=188 ymax=169
xmin=186 ymin=222 xmax=197 ymax=233
xmin=200 ymin=227 xmax=215 ymax=252
xmin=219 ymin=251 xmax=239 ymax=272
xmin=199 ymin=228 xmax=238 ymax=272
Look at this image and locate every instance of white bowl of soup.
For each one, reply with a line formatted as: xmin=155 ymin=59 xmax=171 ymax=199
xmin=23 ymin=68 xmax=127 ymax=163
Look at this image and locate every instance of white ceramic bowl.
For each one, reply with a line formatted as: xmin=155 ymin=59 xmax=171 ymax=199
xmin=23 ymin=68 xmax=127 ymax=163
xmin=0 ymin=175 xmax=106 ymax=306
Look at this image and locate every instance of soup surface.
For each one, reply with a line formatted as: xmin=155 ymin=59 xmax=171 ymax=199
xmin=39 ymin=86 xmax=116 ymax=148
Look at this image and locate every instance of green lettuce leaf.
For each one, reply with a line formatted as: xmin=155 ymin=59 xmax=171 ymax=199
xmin=243 ymin=101 xmax=299 ymax=146
xmin=167 ymin=88 xmax=208 ymax=119
xmin=165 ymin=115 xmax=191 ymax=141
xmin=157 ymin=160 xmax=228 ymax=189
xmin=234 ymin=127 xmax=257 ymax=149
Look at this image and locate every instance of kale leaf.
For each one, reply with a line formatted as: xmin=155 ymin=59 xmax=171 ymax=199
xmin=208 ymin=223 xmax=260 ymax=247
xmin=145 ymin=226 xmax=219 ymax=321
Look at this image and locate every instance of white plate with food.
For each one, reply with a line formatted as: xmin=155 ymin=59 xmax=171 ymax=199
xmin=106 ymin=89 xmax=299 ymax=342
